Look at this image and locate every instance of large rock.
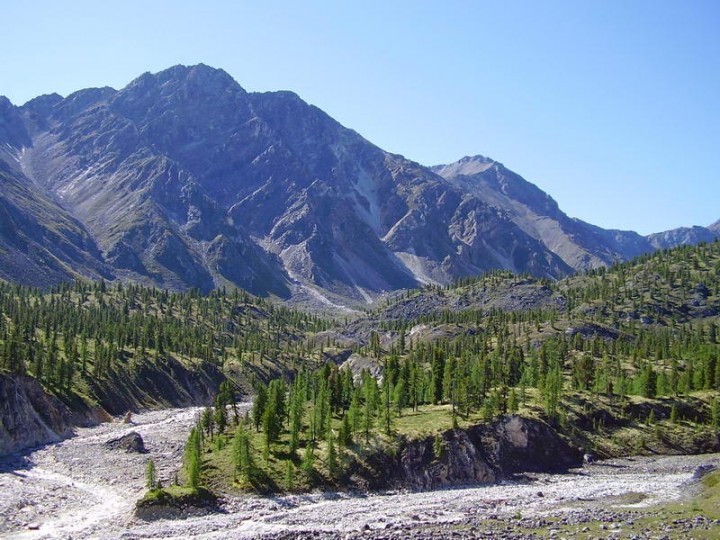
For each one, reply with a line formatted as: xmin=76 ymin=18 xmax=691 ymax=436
xmin=106 ymin=431 xmax=146 ymax=453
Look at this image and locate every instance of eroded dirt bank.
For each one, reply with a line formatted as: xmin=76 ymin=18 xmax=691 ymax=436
xmin=0 ymin=406 xmax=718 ymax=539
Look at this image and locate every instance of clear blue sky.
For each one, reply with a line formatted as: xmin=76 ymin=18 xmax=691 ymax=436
xmin=2 ymin=1 xmax=718 ymax=234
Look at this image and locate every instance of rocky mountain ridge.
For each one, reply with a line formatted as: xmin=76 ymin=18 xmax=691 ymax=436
xmin=0 ymin=64 xmax=716 ymax=305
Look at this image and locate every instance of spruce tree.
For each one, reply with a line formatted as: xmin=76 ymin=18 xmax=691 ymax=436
xmin=145 ymin=458 xmax=157 ymax=490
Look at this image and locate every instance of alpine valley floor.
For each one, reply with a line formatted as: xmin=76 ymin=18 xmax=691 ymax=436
xmin=1 ymin=406 xmax=718 ymax=540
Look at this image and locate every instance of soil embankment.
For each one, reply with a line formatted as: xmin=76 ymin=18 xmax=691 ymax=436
xmin=0 ymin=357 xmax=225 ymax=457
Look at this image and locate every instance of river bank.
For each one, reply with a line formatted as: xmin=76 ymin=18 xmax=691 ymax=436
xmin=0 ymin=407 xmax=718 ymax=539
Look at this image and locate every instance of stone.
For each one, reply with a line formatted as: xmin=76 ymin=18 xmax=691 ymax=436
xmin=106 ymin=431 xmax=146 ymax=453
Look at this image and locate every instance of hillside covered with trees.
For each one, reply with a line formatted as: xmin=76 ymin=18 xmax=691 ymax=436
xmin=2 ymin=240 xmax=719 ymax=491
xmin=165 ymin=241 xmax=720 ymax=494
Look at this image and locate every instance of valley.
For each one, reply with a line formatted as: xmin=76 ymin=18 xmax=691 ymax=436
xmin=0 ymin=63 xmax=719 ymax=539
xmin=1 ymin=405 xmax=717 ymax=539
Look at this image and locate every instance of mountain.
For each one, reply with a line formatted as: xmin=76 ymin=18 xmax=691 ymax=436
xmin=432 ymin=156 xmax=719 ymax=270
xmin=0 ymin=160 xmax=110 ymax=287
xmin=647 ymin=225 xmax=719 ymax=250
xmin=0 ymin=97 xmax=110 ymax=286
xmin=0 ymin=65 xmax=715 ymax=304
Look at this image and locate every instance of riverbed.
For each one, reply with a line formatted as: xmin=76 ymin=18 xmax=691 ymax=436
xmin=0 ymin=406 xmax=717 ymax=539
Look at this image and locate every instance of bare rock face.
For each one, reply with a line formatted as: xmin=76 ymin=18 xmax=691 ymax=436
xmin=0 ymin=375 xmax=63 ymax=456
xmin=0 ymin=374 xmax=98 ymax=457
xmin=392 ymin=415 xmax=581 ymax=491
xmin=399 ymin=429 xmax=496 ymax=490
xmin=481 ymin=415 xmax=581 ymax=474
xmin=0 ymin=161 xmax=111 ymax=288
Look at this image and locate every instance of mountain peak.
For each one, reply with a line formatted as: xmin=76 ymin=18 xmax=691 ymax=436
xmin=21 ymin=93 xmax=63 ymax=110
xmin=130 ymin=63 xmax=245 ymax=95
xmin=431 ymin=155 xmax=496 ymax=177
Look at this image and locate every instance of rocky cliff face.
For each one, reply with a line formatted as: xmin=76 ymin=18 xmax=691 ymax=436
xmin=0 ymin=374 xmax=103 ymax=456
xmin=0 ymin=65 xmax=715 ymax=304
xmin=0 ymin=357 xmax=226 ymax=457
xmin=384 ymin=415 xmax=581 ymax=491
xmin=0 ymin=160 xmax=110 ymax=287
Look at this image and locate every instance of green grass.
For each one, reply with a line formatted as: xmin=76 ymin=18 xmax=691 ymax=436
xmin=138 ymin=484 xmax=216 ymax=506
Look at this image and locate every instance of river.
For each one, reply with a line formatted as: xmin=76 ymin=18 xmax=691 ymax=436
xmin=0 ymin=406 xmax=717 ymax=539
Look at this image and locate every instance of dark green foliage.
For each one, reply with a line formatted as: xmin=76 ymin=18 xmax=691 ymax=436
xmin=326 ymin=429 xmax=338 ymax=476
xmin=233 ymin=424 xmax=254 ymax=481
xmin=183 ymin=426 xmax=203 ymax=488
xmin=145 ymin=458 xmax=157 ymax=489
xmin=253 ymin=386 xmax=268 ymax=432
xmin=0 ymin=280 xmax=330 ymax=414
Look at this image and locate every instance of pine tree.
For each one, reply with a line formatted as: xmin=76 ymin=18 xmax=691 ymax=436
xmin=326 ymin=430 xmax=338 ymax=476
xmin=285 ymin=460 xmax=295 ymax=491
xmin=508 ymin=388 xmax=519 ymax=414
xmin=253 ymin=385 xmax=268 ymax=432
xmin=233 ymin=424 xmax=253 ymax=481
xmin=543 ymin=366 xmax=563 ymax=419
xmin=362 ymin=374 xmax=376 ymax=444
xmin=145 ymin=458 xmax=157 ymax=490
xmin=183 ymin=426 xmax=202 ymax=488
xmin=431 ymin=348 xmax=445 ymax=404
xmin=338 ymin=412 xmax=352 ymax=447
xmin=302 ymin=442 xmax=315 ymax=472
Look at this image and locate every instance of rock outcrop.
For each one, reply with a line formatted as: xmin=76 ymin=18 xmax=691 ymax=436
xmin=0 ymin=356 xmax=227 ymax=457
xmin=0 ymin=374 xmax=103 ymax=456
xmin=389 ymin=415 xmax=582 ymax=491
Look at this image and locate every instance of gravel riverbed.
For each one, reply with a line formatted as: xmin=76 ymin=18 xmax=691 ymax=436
xmin=1 ymin=407 xmax=718 ymax=539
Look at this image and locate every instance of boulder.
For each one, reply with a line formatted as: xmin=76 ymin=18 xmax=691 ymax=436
xmin=106 ymin=431 xmax=146 ymax=453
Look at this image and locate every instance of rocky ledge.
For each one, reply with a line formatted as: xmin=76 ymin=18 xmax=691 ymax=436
xmin=370 ymin=415 xmax=582 ymax=491
xmin=134 ymin=486 xmax=220 ymax=521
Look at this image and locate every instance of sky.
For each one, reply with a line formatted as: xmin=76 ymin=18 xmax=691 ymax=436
xmin=1 ymin=0 xmax=718 ymax=235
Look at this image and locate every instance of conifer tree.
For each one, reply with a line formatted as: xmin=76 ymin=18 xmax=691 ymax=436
xmin=145 ymin=458 xmax=157 ymax=490
xmin=233 ymin=424 xmax=254 ymax=481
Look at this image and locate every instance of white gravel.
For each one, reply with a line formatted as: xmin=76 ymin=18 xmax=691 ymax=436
xmin=1 ymin=406 xmax=717 ymax=539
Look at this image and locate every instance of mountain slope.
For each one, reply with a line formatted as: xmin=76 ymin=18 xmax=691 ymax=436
xmin=432 ymin=156 xmax=717 ymax=271
xmin=0 ymin=65 xmax=715 ymax=303
xmin=0 ymin=138 xmax=110 ymax=287
xmin=3 ymin=65 xmax=567 ymax=301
